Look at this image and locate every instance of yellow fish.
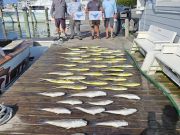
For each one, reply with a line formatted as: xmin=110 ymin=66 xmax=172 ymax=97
xmin=81 ymin=54 xmax=91 ymax=58
xmin=101 ymin=86 xmax=127 ymax=91
xmin=100 ymin=56 xmax=116 ymax=59
xmin=80 ymin=80 xmax=108 ymax=86
xmin=57 ymin=85 xmax=87 ymax=90
xmin=72 ymin=60 xmax=91 ymax=64
xmin=111 ymin=65 xmax=133 ymax=68
xmin=100 ymin=77 xmax=126 ymax=81
xmin=62 ymin=57 xmax=82 ymax=60
xmin=108 ymin=73 xmax=133 ymax=77
xmin=61 ymin=52 xmax=81 ymax=55
xmin=67 ymin=48 xmax=81 ymax=51
xmin=91 ymin=65 xmax=107 ymax=68
xmin=41 ymin=78 xmax=75 ymax=84
xmin=62 ymin=76 xmax=86 ymax=80
xmin=86 ymin=58 xmax=103 ymax=61
xmin=55 ymin=64 xmax=77 ymax=67
xmin=78 ymin=46 xmax=89 ymax=49
xmin=103 ymin=68 xmax=124 ymax=72
xmin=47 ymin=72 xmax=74 ymax=76
xmin=67 ymin=68 xmax=90 ymax=72
xmin=83 ymin=72 xmax=104 ymax=76
xmin=113 ymin=83 xmax=140 ymax=87
xmin=107 ymin=58 xmax=126 ymax=61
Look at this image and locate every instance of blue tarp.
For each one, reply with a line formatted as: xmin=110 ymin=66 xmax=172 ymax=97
xmin=3 ymin=0 xmax=18 ymax=5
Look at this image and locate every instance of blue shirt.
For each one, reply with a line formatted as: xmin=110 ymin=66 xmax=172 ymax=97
xmin=102 ymin=0 xmax=117 ymax=18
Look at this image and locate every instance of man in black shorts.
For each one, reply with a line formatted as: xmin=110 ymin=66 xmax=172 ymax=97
xmin=51 ymin=0 xmax=67 ymax=38
xmin=86 ymin=0 xmax=102 ymax=39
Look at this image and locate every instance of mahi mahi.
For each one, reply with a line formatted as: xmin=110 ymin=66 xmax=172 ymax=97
xmin=72 ymin=60 xmax=91 ymax=64
xmin=88 ymin=100 xmax=113 ymax=106
xmin=100 ymin=77 xmax=126 ymax=81
xmin=114 ymin=94 xmax=140 ymax=100
xmin=105 ymin=108 xmax=137 ymax=116
xmin=67 ymin=68 xmax=89 ymax=72
xmin=83 ymin=72 xmax=103 ymax=76
xmin=55 ymin=64 xmax=77 ymax=67
xmin=44 ymin=119 xmax=87 ymax=129
xmin=41 ymin=78 xmax=75 ymax=84
xmin=95 ymin=120 xmax=128 ymax=128
xmin=70 ymin=91 xmax=107 ymax=98
xmin=103 ymin=68 xmax=124 ymax=72
xmin=91 ymin=65 xmax=107 ymax=68
xmin=38 ymin=92 xmax=65 ymax=97
xmin=47 ymin=71 xmax=74 ymax=76
xmin=75 ymin=107 xmax=105 ymax=115
xmin=57 ymin=85 xmax=87 ymax=90
xmin=112 ymin=64 xmax=133 ymax=68
xmin=80 ymin=80 xmax=108 ymax=86
xmin=113 ymin=83 xmax=140 ymax=87
xmin=57 ymin=99 xmax=83 ymax=105
xmin=107 ymin=73 xmax=133 ymax=77
xmin=62 ymin=76 xmax=86 ymax=80
xmin=101 ymin=86 xmax=127 ymax=91
xmin=41 ymin=107 xmax=71 ymax=114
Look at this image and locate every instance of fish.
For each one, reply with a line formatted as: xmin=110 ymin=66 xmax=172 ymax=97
xmin=103 ymin=68 xmax=124 ymax=72
xmin=72 ymin=50 xmax=86 ymax=53
xmin=90 ymin=65 xmax=107 ymax=68
xmin=101 ymin=86 xmax=127 ymax=91
xmin=113 ymin=83 xmax=141 ymax=87
xmin=83 ymin=72 xmax=103 ymax=76
xmin=114 ymin=94 xmax=141 ymax=100
xmin=62 ymin=76 xmax=86 ymax=80
xmin=57 ymin=99 xmax=83 ymax=105
xmin=62 ymin=57 xmax=83 ymax=60
xmin=100 ymin=60 xmax=119 ymax=64
xmin=107 ymin=58 xmax=127 ymax=61
xmin=38 ymin=92 xmax=65 ymax=97
xmin=88 ymin=100 xmax=113 ymax=106
xmin=41 ymin=107 xmax=71 ymax=114
xmin=78 ymin=46 xmax=89 ymax=49
xmin=111 ymin=64 xmax=133 ymax=68
xmin=67 ymin=48 xmax=81 ymax=51
xmin=41 ymin=78 xmax=75 ymax=84
xmin=67 ymin=68 xmax=89 ymax=72
xmin=107 ymin=73 xmax=133 ymax=77
xmin=90 ymin=53 xmax=102 ymax=56
xmin=72 ymin=60 xmax=91 ymax=64
xmin=55 ymin=64 xmax=77 ymax=67
xmin=105 ymin=108 xmax=137 ymax=116
xmin=75 ymin=107 xmax=105 ymax=115
xmin=47 ymin=71 xmax=74 ymax=76
xmin=57 ymin=85 xmax=87 ymax=90
xmin=70 ymin=91 xmax=107 ymax=98
xmin=100 ymin=77 xmax=126 ymax=81
xmin=80 ymin=80 xmax=108 ymax=86
xmin=90 ymin=46 xmax=101 ymax=49
xmin=44 ymin=119 xmax=87 ymax=129
xmin=95 ymin=120 xmax=128 ymax=128
xmin=62 ymin=52 xmax=81 ymax=55
xmin=112 ymin=53 xmax=125 ymax=56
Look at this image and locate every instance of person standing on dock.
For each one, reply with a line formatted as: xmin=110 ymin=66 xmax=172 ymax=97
xmin=102 ymin=0 xmax=117 ymax=39
xmin=51 ymin=0 xmax=67 ymax=38
xmin=86 ymin=0 xmax=102 ymax=40
xmin=67 ymin=0 xmax=83 ymax=40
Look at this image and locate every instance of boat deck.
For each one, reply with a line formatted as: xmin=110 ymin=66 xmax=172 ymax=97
xmin=0 ymin=37 xmax=179 ymax=135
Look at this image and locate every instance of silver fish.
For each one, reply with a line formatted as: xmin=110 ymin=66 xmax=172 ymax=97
xmin=75 ymin=107 xmax=105 ymax=115
xmin=105 ymin=108 xmax=137 ymax=116
xmin=62 ymin=76 xmax=86 ymax=80
xmin=45 ymin=119 xmax=87 ymax=129
xmin=88 ymin=100 xmax=113 ymax=106
xmin=57 ymin=99 xmax=83 ymax=105
xmin=38 ymin=92 xmax=65 ymax=97
xmin=41 ymin=107 xmax=71 ymax=114
xmin=47 ymin=71 xmax=74 ymax=76
xmin=114 ymin=94 xmax=141 ymax=100
xmin=95 ymin=120 xmax=128 ymax=128
xmin=70 ymin=91 xmax=107 ymax=98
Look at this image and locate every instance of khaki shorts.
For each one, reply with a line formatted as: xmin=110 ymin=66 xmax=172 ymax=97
xmin=89 ymin=20 xmax=100 ymax=27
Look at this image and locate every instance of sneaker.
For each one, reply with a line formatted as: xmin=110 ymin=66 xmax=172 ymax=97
xmin=70 ymin=35 xmax=74 ymax=39
xmin=91 ymin=36 xmax=94 ymax=40
xmin=77 ymin=36 xmax=82 ymax=40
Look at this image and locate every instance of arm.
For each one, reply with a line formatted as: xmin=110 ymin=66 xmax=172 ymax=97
xmin=50 ymin=1 xmax=55 ymax=18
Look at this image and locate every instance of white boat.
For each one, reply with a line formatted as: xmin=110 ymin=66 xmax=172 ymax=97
xmin=0 ymin=40 xmax=32 ymax=92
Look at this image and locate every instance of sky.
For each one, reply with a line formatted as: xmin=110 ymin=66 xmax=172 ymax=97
xmin=3 ymin=0 xmax=18 ymax=5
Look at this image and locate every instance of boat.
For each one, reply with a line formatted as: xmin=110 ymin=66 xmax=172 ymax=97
xmin=0 ymin=39 xmax=32 ymax=92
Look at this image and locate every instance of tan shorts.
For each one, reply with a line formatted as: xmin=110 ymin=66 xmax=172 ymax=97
xmin=89 ymin=20 xmax=100 ymax=27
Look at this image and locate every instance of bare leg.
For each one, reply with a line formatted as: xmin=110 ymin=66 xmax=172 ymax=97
xmin=105 ymin=27 xmax=109 ymax=38
xmin=110 ymin=27 xmax=114 ymax=38
xmin=95 ymin=25 xmax=100 ymax=37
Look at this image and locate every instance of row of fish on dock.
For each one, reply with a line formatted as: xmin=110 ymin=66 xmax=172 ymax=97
xmin=36 ymin=46 xmax=141 ymax=133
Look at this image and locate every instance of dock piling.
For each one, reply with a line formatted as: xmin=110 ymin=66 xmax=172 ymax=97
xmin=22 ymin=7 xmax=31 ymax=38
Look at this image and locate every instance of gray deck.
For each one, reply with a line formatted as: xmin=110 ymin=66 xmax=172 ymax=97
xmin=0 ymin=37 xmax=179 ymax=135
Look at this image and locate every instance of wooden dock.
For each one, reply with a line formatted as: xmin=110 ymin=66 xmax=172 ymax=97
xmin=0 ymin=37 xmax=179 ymax=135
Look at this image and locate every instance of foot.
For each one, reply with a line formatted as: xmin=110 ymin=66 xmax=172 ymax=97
xmin=77 ymin=36 xmax=82 ymax=40
xmin=96 ymin=36 xmax=100 ymax=39
xmin=91 ymin=36 xmax=94 ymax=40
xmin=106 ymin=36 xmax=109 ymax=39
xmin=70 ymin=35 xmax=74 ymax=39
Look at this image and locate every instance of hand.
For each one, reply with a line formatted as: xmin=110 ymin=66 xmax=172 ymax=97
xmin=114 ymin=14 xmax=117 ymax=19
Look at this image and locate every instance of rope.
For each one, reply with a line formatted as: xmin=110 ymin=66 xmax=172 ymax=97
xmin=0 ymin=104 xmax=13 ymax=125
xmin=125 ymin=50 xmax=180 ymax=116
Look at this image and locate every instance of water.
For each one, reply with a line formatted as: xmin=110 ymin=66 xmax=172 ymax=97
xmin=0 ymin=21 xmax=57 ymax=40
